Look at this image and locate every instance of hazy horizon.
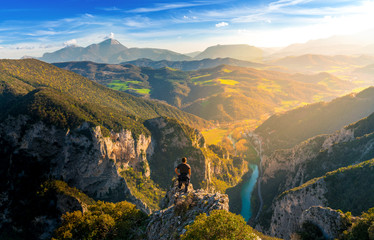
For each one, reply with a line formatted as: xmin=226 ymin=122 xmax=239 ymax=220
xmin=1 ymin=0 xmax=374 ymax=59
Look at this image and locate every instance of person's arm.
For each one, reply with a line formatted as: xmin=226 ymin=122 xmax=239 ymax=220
xmin=188 ymin=168 xmax=191 ymax=176
xmin=175 ymin=167 xmax=180 ymax=176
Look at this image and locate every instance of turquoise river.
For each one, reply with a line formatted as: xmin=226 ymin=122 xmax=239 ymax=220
xmin=240 ymin=164 xmax=259 ymax=222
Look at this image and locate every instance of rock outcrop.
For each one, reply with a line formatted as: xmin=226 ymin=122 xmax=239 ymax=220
xmin=300 ymin=206 xmax=345 ymax=239
xmin=146 ymin=180 xmax=229 ymax=240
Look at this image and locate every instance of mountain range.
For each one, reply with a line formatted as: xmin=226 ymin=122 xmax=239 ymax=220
xmin=193 ymin=44 xmax=264 ymax=62
xmin=37 ymin=30 xmax=374 ymax=65
xmin=40 ymin=39 xmax=192 ymax=63
xmin=272 ymin=29 xmax=374 ymax=57
xmin=123 ymin=57 xmax=267 ymax=71
xmin=54 ymin=61 xmax=354 ymax=123
xmin=39 ymin=39 xmax=266 ymax=64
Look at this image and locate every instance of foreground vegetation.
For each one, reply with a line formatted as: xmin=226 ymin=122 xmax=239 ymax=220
xmin=121 ymin=168 xmax=165 ymax=211
xmin=53 ymin=201 xmax=147 ymax=240
xmin=181 ymin=210 xmax=281 ymax=240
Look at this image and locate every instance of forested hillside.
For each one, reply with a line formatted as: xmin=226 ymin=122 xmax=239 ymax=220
xmin=255 ymin=87 xmax=374 ymax=152
xmin=55 ymin=61 xmax=354 ymax=123
xmin=0 ymin=59 xmax=209 ymax=131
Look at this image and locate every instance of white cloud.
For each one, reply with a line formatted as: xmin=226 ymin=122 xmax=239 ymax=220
xmin=105 ymin=32 xmax=115 ymax=39
xmin=0 ymin=46 xmax=3 ymax=49
xmin=123 ymin=16 xmax=156 ymax=28
xmin=64 ymin=39 xmax=77 ymax=46
xmin=268 ymin=0 xmax=312 ymax=11
xmin=215 ymin=22 xmax=229 ymax=27
xmin=128 ymin=2 xmax=214 ymax=13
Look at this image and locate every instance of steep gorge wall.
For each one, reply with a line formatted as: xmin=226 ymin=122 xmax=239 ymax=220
xmin=254 ymin=123 xmax=374 ymax=238
xmin=0 ymin=115 xmax=152 ymax=212
xmin=145 ymin=117 xmax=250 ymax=193
xmin=145 ymin=117 xmax=209 ymax=189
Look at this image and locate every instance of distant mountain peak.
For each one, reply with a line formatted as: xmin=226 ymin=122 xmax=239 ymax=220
xmin=39 ymin=39 xmax=190 ymax=63
xmin=100 ymin=38 xmax=122 ymax=46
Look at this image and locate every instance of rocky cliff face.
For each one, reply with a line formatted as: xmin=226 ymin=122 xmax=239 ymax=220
xmin=145 ymin=117 xmax=249 ymax=194
xmin=0 ymin=115 xmax=152 ymax=212
xmin=268 ymin=179 xmax=348 ymax=240
xmin=300 ymin=206 xmax=346 ymax=239
xmin=145 ymin=117 xmax=209 ymax=189
xmin=268 ymin=178 xmax=328 ymax=239
xmin=261 ymin=127 xmax=354 ymax=190
xmin=254 ymin=118 xmax=374 ymax=238
xmin=146 ymin=180 xmax=229 ymax=240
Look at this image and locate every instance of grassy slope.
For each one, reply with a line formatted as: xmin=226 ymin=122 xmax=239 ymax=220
xmin=0 ymin=59 xmax=209 ymax=132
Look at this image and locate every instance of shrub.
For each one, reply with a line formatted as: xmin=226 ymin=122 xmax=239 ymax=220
xmin=53 ymin=201 xmax=147 ymax=240
xmin=180 ymin=210 xmax=259 ymax=240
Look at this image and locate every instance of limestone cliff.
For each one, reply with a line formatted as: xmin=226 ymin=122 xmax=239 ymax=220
xmin=269 ymin=158 xmax=374 ymax=239
xmin=145 ymin=117 xmax=209 ymax=189
xmin=268 ymin=178 xmax=328 ymax=239
xmin=0 ymin=115 xmax=152 ymax=213
xmin=253 ymin=113 xmax=374 ymax=237
xmin=268 ymin=180 xmax=349 ymax=239
xmin=300 ymin=206 xmax=346 ymax=239
xmin=146 ymin=180 xmax=229 ymax=240
xmin=145 ymin=117 xmax=249 ymax=193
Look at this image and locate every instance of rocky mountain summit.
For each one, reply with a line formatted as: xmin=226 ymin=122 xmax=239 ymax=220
xmin=146 ymin=180 xmax=229 ymax=240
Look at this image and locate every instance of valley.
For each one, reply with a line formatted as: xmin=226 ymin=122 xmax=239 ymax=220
xmin=2 ymin=31 xmax=374 ymax=240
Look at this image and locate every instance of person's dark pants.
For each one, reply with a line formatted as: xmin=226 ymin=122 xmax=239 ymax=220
xmin=178 ymin=174 xmax=190 ymax=193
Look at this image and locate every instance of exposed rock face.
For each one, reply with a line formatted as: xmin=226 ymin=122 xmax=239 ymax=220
xmin=261 ymin=127 xmax=354 ymax=191
xmin=252 ymin=122 xmax=371 ymax=239
xmin=320 ymin=128 xmax=354 ymax=151
xmin=0 ymin=115 xmax=152 ymax=212
xmin=261 ymin=135 xmax=327 ymax=187
xmin=300 ymin=206 xmax=345 ymax=239
xmin=145 ymin=117 xmax=249 ymax=194
xmin=146 ymin=180 xmax=229 ymax=240
xmin=269 ymin=178 xmax=328 ymax=239
xmin=145 ymin=117 xmax=209 ymax=189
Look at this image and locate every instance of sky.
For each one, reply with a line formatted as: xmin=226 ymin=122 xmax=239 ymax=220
xmin=1 ymin=0 xmax=374 ymax=58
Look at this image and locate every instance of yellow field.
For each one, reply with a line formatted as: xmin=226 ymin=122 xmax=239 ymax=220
xmin=218 ymin=78 xmax=239 ymax=85
xmin=222 ymin=68 xmax=233 ymax=73
xmin=191 ymin=74 xmax=211 ymax=80
xmin=202 ymin=128 xmax=230 ymax=145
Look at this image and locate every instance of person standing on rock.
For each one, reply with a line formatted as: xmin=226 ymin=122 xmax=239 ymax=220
xmin=175 ymin=157 xmax=191 ymax=193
